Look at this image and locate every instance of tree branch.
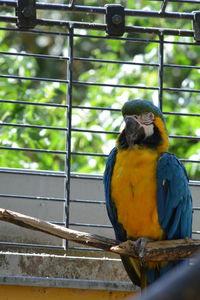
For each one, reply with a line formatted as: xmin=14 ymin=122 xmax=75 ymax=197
xmin=0 ymin=208 xmax=199 ymax=262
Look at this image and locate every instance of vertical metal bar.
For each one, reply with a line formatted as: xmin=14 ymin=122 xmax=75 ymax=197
xmin=69 ymin=0 xmax=76 ymax=7
xmin=158 ymin=33 xmax=164 ymax=111
xmin=65 ymin=24 xmax=74 ymax=248
xmin=160 ymin=0 xmax=169 ymax=14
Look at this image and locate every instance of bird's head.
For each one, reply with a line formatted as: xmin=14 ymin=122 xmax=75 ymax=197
xmin=117 ymin=99 xmax=169 ymax=152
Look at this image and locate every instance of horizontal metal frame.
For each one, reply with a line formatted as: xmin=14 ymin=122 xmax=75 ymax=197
xmin=0 ymin=149 xmax=199 ymax=161
xmin=0 ymin=99 xmax=68 ymax=108
xmin=0 ymin=100 xmax=199 ymax=118
xmin=3 ymin=50 xmax=200 ymax=71
xmin=0 ymin=193 xmax=65 ymax=202
xmin=0 ymin=73 xmax=68 ymax=83
xmin=0 ymin=15 xmax=195 ymax=37
xmin=0 ymin=194 xmax=104 ymax=205
xmin=192 ymin=230 xmax=200 ymax=234
xmin=0 ymin=241 xmax=64 ymax=249
xmin=0 ymin=25 xmax=198 ymax=46
xmin=1 ymin=76 xmax=200 ymax=95
xmin=69 ymin=223 xmax=111 ymax=228
xmin=0 ymin=50 xmax=68 ymax=60
xmin=193 ymin=207 xmax=200 ymax=211
xmin=156 ymin=0 xmax=200 ymax=3
xmin=0 ymin=1 xmax=196 ymax=20
xmin=0 ymin=146 xmax=66 ymax=155
xmin=4 ymin=194 xmax=200 ymax=209
xmin=70 ymin=199 xmax=105 ymax=204
xmin=0 ymin=121 xmax=199 ymax=139
xmin=0 ymin=169 xmax=197 ymax=183
xmin=0 ymin=26 xmax=70 ymax=37
xmin=0 ymin=168 xmax=66 ymax=177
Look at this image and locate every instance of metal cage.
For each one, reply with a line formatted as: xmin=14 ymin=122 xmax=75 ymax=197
xmin=0 ymin=0 xmax=199 ymax=257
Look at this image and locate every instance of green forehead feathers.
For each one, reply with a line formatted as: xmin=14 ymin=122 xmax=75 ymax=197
xmin=122 ymin=99 xmax=165 ymax=121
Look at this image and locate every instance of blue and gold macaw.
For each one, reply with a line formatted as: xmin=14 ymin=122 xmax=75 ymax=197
xmin=104 ymin=99 xmax=192 ymax=288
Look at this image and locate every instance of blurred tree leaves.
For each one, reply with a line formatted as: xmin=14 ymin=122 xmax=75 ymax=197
xmin=0 ymin=0 xmax=199 ymax=179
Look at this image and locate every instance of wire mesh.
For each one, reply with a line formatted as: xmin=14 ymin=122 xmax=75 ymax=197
xmin=0 ymin=0 xmax=199 ymax=253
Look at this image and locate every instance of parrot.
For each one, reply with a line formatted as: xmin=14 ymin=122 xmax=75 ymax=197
xmin=103 ymin=99 xmax=192 ymax=288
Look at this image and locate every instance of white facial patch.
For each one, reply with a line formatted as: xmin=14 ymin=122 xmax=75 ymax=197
xmin=125 ymin=112 xmax=155 ymax=138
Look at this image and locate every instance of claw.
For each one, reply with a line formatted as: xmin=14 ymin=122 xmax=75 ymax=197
xmin=133 ymin=237 xmax=153 ymax=266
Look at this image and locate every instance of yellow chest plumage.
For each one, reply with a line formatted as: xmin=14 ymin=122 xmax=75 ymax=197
xmin=111 ymin=146 xmax=165 ymax=240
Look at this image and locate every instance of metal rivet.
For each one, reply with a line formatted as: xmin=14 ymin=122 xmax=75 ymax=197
xmin=22 ymin=7 xmax=33 ymax=18
xmin=112 ymin=14 xmax=122 ymax=25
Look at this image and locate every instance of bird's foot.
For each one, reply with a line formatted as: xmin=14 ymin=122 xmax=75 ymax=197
xmin=132 ymin=237 xmax=153 ymax=266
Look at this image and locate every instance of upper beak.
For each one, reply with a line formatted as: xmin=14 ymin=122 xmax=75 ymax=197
xmin=125 ymin=117 xmax=144 ymax=147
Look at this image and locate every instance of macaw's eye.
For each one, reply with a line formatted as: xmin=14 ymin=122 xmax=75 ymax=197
xmin=139 ymin=112 xmax=155 ymax=125
xmin=145 ymin=112 xmax=154 ymax=120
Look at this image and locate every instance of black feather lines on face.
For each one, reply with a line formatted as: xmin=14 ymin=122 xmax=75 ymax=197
xmin=117 ymin=129 xmax=128 ymax=149
xmin=142 ymin=125 xmax=162 ymax=148
xmin=117 ymin=124 xmax=162 ymax=149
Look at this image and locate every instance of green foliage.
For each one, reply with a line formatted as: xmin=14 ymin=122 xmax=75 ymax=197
xmin=0 ymin=1 xmax=199 ymax=179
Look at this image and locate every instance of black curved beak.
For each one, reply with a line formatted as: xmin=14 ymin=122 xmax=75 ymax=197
xmin=125 ymin=117 xmax=145 ymax=148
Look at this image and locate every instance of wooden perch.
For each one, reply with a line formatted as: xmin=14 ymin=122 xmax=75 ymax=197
xmin=0 ymin=208 xmax=200 ymax=262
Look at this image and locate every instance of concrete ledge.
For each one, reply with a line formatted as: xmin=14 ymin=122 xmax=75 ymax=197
xmin=0 ymin=276 xmax=138 ymax=291
xmin=0 ymin=251 xmax=138 ymax=292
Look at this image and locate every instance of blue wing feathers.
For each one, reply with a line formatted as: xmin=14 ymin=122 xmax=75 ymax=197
xmin=148 ymin=152 xmax=192 ymax=283
xmin=157 ymin=152 xmax=192 ymax=240
xmin=103 ymin=147 xmax=117 ymax=224
xmin=103 ymin=147 xmax=126 ymax=241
